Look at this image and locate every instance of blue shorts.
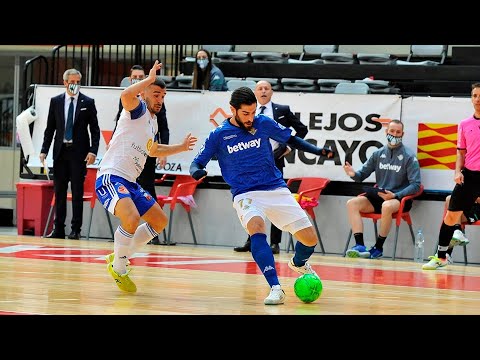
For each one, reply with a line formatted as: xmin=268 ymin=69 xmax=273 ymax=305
xmin=95 ymin=174 xmax=156 ymax=217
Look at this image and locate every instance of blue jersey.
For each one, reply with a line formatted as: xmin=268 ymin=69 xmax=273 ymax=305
xmin=193 ymin=114 xmax=293 ymax=198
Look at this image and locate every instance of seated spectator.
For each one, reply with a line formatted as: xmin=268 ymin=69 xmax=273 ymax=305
xmin=343 ymin=119 xmax=422 ymax=259
xmin=192 ymin=49 xmax=227 ymax=91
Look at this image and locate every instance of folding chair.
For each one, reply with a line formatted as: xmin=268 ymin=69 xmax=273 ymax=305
xmin=343 ymin=184 xmax=424 ymax=260
xmin=285 ymin=177 xmax=331 ymax=254
xmin=156 ymin=174 xmax=203 ymax=245
xmin=43 ymin=167 xmax=114 ymax=240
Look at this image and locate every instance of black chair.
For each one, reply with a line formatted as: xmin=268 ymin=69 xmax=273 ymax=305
xmin=280 ymin=78 xmax=318 ymax=92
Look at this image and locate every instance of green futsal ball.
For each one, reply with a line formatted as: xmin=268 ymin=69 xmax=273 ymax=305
xmin=294 ymin=273 xmax=323 ymax=303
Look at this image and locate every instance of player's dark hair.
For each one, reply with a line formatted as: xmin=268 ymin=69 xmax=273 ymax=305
xmin=229 ymin=86 xmax=256 ymax=110
xmin=153 ymin=77 xmax=166 ymax=88
xmin=130 ymin=64 xmax=144 ymax=74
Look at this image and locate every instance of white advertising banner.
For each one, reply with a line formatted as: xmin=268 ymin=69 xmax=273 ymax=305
xmin=28 ymin=85 xmax=401 ymax=183
xmin=31 ymin=87 xmax=474 ymax=190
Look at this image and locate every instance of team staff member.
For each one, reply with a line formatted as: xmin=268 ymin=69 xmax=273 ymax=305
xmin=40 ymin=68 xmax=100 ymax=240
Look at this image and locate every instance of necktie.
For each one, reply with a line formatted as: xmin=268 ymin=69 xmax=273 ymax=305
xmin=259 ymin=106 xmax=266 ymax=114
xmin=65 ymin=97 xmax=74 ymax=141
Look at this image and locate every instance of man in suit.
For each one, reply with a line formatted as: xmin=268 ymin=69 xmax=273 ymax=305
xmin=40 ymin=68 xmax=100 ymax=240
xmin=234 ymin=80 xmax=308 ymax=254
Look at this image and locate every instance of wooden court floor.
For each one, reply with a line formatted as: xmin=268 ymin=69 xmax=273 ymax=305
xmin=0 ymin=234 xmax=480 ymax=315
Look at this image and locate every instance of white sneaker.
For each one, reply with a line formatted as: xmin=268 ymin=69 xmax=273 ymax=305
xmin=422 ymin=255 xmax=448 ymax=270
xmin=288 ymin=258 xmax=318 ymax=277
xmin=264 ymin=285 xmax=285 ymax=305
xmin=436 ymin=252 xmax=453 ymax=265
xmin=449 ymin=229 xmax=470 ymax=247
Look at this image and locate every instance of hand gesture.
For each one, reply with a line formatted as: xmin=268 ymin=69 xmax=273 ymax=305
xmin=149 ymin=60 xmax=162 ymax=79
xmin=157 ymin=156 xmax=167 ymax=169
xmin=39 ymin=153 xmax=46 ymax=165
xmin=320 ymin=146 xmax=334 ymax=158
xmin=182 ymin=133 xmax=198 ymax=151
xmin=343 ymin=161 xmax=355 ymax=177
xmin=454 ymin=171 xmax=464 ymax=185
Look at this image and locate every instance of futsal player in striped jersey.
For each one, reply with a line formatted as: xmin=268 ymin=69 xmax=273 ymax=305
xmin=96 ymin=60 xmax=197 ymax=292
xmin=190 ymin=86 xmax=334 ymax=305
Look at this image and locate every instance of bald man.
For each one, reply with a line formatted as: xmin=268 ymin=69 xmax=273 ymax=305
xmin=233 ymin=80 xmax=308 ymax=254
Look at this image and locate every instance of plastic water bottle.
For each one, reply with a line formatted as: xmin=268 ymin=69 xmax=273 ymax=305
xmin=414 ymin=228 xmax=425 ymax=263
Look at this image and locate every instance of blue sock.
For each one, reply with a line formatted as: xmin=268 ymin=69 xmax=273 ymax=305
xmin=250 ymin=233 xmax=279 ymax=287
xmin=292 ymin=241 xmax=316 ymax=267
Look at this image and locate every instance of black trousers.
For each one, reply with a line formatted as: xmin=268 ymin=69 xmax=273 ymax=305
xmin=53 ymin=144 xmax=86 ymax=233
xmin=137 ymin=156 xmax=157 ymax=201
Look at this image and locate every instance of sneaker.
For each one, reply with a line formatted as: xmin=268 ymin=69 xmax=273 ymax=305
xmin=436 ymin=252 xmax=453 ymax=265
xmin=105 ymin=252 xmax=130 ymax=266
xmin=422 ymin=255 xmax=448 ymax=270
xmin=288 ymin=258 xmax=318 ymax=277
xmin=449 ymin=229 xmax=470 ymax=247
xmin=446 ymin=253 xmax=453 ymax=265
xmin=107 ymin=263 xmax=137 ymax=292
xmin=369 ymin=246 xmax=383 ymax=259
xmin=264 ymin=285 xmax=285 ymax=305
xmin=345 ymin=244 xmax=371 ymax=258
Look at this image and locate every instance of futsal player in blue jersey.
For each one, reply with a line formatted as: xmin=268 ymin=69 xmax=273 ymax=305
xmin=190 ymin=86 xmax=334 ymax=305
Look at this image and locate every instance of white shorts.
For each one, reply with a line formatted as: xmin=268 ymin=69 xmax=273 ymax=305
xmin=232 ymin=187 xmax=312 ymax=234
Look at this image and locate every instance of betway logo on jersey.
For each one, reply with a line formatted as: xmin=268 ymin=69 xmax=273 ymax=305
xmin=227 ymin=139 xmax=261 ymax=153
xmin=379 ymin=162 xmax=402 ymax=172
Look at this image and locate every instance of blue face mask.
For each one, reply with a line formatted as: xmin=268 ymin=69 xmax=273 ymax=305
xmin=68 ymin=83 xmax=80 ymax=95
xmin=386 ymin=133 xmax=402 ymax=146
xmin=197 ymin=58 xmax=209 ymax=70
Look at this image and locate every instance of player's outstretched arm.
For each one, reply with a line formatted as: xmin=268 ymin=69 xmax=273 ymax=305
xmin=121 ymin=60 xmax=162 ymax=111
xmin=149 ymin=133 xmax=197 ymax=157
xmin=190 ymin=161 xmax=208 ymax=181
xmin=286 ymin=135 xmax=334 ymax=158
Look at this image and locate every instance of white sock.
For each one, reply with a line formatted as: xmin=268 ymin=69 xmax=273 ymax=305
xmin=128 ymin=222 xmax=159 ymax=257
xmin=113 ymin=226 xmax=133 ymax=275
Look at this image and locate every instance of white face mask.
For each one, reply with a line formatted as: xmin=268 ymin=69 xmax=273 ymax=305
xmin=131 ymin=78 xmax=142 ymax=85
xmin=68 ymin=83 xmax=80 ymax=95
xmin=197 ymin=58 xmax=209 ymax=70
xmin=386 ymin=133 xmax=402 ymax=146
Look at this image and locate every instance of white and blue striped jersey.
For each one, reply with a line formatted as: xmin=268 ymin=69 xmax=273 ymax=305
xmin=98 ymin=100 xmax=158 ymax=183
xmin=193 ymin=114 xmax=292 ymax=198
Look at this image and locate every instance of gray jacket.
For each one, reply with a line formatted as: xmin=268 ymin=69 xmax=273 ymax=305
xmin=351 ymin=143 xmax=421 ymax=199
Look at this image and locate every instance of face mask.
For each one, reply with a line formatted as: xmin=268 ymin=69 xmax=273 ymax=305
xmin=68 ymin=83 xmax=80 ymax=95
xmin=197 ymin=59 xmax=209 ymax=70
xmin=131 ymin=78 xmax=142 ymax=85
xmin=386 ymin=133 xmax=402 ymax=146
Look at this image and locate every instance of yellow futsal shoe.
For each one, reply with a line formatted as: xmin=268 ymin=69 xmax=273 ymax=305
xmin=105 ymin=252 xmax=130 ymax=265
xmin=107 ymin=263 xmax=137 ymax=293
